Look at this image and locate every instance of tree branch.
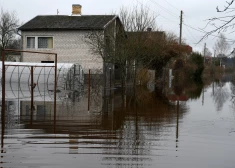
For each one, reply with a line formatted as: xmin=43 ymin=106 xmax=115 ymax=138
xmin=216 ymin=0 xmax=234 ymax=12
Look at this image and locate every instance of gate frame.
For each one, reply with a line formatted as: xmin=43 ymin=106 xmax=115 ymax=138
xmin=1 ymin=49 xmax=57 ymax=131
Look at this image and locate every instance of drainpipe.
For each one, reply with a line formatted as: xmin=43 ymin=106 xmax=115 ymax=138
xmin=16 ymin=29 xmax=23 ymax=62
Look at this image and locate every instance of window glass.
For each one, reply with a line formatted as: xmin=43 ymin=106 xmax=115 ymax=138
xmin=38 ymin=37 xmax=53 ymax=48
xmin=27 ymin=37 xmax=35 ymax=48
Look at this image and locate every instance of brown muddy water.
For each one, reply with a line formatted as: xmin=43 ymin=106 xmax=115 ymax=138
xmin=1 ymin=81 xmax=235 ymax=168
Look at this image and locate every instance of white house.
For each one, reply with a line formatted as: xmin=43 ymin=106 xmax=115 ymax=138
xmin=18 ymin=4 xmax=123 ymax=74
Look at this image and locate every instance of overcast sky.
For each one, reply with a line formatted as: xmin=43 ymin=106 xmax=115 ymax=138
xmin=1 ymin=0 xmax=234 ymax=54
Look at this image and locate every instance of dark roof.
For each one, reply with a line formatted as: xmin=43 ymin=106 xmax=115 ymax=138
xmin=126 ymin=31 xmax=165 ymax=40
xmin=19 ymin=15 xmax=117 ymax=31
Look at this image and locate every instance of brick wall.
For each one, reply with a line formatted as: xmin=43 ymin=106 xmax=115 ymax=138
xmin=21 ymin=30 xmax=103 ymax=74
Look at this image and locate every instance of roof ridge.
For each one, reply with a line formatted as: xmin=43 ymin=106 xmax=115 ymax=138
xmin=35 ymin=14 xmax=117 ymax=17
xmin=18 ymin=15 xmax=119 ymax=31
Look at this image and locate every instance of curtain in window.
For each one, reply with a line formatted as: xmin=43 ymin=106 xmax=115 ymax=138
xmin=48 ymin=37 xmax=53 ymax=48
xmin=27 ymin=37 xmax=35 ymax=48
xmin=38 ymin=37 xmax=53 ymax=48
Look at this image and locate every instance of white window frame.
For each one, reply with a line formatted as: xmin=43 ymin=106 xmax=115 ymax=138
xmin=26 ymin=36 xmax=54 ymax=50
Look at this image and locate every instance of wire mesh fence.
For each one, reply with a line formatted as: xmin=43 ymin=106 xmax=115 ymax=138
xmin=1 ymin=49 xmax=172 ymax=126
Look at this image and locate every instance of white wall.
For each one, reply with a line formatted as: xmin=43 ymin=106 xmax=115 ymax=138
xmin=21 ymin=30 xmax=103 ymax=74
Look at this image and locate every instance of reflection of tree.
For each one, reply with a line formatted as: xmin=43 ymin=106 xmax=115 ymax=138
xmin=229 ymin=82 xmax=235 ymax=110
xmin=230 ymin=83 xmax=235 ymax=96
xmin=19 ymin=86 xmax=189 ymax=167
xmin=211 ymin=81 xmax=229 ymax=111
xmin=166 ymin=68 xmax=204 ymax=101
xmin=101 ymin=87 xmax=189 ymax=167
xmin=184 ymin=80 xmax=203 ymax=100
xmin=230 ymin=74 xmax=235 ymax=97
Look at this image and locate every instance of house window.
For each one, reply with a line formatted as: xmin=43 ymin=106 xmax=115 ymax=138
xmin=38 ymin=37 xmax=53 ymax=49
xmin=26 ymin=36 xmax=53 ymax=49
xmin=27 ymin=37 xmax=35 ymax=48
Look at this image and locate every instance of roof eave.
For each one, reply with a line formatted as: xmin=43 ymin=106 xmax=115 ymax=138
xmin=19 ymin=28 xmax=105 ymax=31
xmin=103 ymin=15 xmax=118 ymax=29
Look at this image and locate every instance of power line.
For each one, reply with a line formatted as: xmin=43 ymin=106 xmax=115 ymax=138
xmin=185 ymin=26 xmax=198 ymax=42
xmin=163 ymin=0 xmax=181 ymax=11
xmin=183 ymin=14 xmax=235 ymax=42
xmin=183 ymin=23 xmax=235 ymax=42
xmin=184 ymin=27 xmax=201 ymax=46
xmin=148 ymin=0 xmax=179 ymax=19
xmin=137 ymin=0 xmax=235 ymax=44
xmin=135 ymin=0 xmax=179 ymax=24
xmin=136 ymin=0 xmax=200 ymax=46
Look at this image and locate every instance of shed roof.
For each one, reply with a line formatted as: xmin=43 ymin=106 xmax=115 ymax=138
xmin=19 ymin=15 xmax=117 ymax=31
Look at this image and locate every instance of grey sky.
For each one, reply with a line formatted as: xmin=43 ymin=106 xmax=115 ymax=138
xmin=1 ymin=0 xmax=234 ymax=54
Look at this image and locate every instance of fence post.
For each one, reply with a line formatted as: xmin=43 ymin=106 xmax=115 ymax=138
xmin=30 ymin=66 xmax=34 ymax=126
xmin=88 ymin=69 xmax=91 ymax=112
xmin=1 ymin=49 xmax=5 ymax=150
xmin=54 ymin=54 xmax=57 ymax=134
xmin=109 ymin=68 xmax=112 ymax=91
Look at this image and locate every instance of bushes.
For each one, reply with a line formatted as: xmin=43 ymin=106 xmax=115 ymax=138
xmin=188 ymin=52 xmax=204 ymax=81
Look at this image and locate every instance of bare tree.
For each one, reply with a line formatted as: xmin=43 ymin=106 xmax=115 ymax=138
xmin=213 ymin=33 xmax=230 ymax=66
xmin=201 ymin=1 xmax=235 ymax=41
xmin=119 ymin=4 xmax=157 ymax=32
xmin=85 ymin=5 xmax=182 ymax=89
xmin=0 ymin=8 xmax=19 ymax=49
xmin=205 ymin=47 xmax=212 ymax=57
xmin=7 ymin=37 xmax=21 ymax=49
xmin=214 ymin=33 xmax=230 ymax=55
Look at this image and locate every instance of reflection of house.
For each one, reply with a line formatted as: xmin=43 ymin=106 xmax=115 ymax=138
xmin=20 ymin=97 xmax=103 ymax=120
xmin=18 ymin=4 xmax=124 ymax=74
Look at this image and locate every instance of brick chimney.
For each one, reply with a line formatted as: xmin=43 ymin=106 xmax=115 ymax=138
xmin=72 ymin=4 xmax=82 ymax=16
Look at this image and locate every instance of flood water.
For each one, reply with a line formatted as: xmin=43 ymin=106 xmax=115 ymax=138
xmin=1 ymin=77 xmax=235 ymax=167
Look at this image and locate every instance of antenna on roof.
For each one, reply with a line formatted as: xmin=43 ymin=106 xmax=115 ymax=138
xmin=57 ymin=9 xmax=59 ymax=15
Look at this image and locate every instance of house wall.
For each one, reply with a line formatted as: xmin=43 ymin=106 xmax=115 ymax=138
xmin=6 ymin=54 xmax=21 ymax=62
xmin=21 ymin=30 xmax=103 ymax=74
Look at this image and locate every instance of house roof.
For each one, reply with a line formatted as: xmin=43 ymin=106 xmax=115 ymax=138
xmin=18 ymin=15 xmax=118 ymax=31
xmin=126 ymin=31 xmax=165 ymax=39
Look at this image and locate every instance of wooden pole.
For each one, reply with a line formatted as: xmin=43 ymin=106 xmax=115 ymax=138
xmin=204 ymin=43 xmax=206 ymax=64
xmin=179 ymin=10 xmax=183 ymax=45
xmin=109 ymin=68 xmax=112 ymax=92
xmin=88 ymin=69 xmax=91 ymax=112
xmin=30 ymin=66 xmax=34 ymax=126
xmin=54 ymin=54 xmax=57 ymax=133
xmin=1 ymin=50 xmax=5 ymax=150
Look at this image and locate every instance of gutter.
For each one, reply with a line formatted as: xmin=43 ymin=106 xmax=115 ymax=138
xmin=16 ymin=28 xmax=23 ymax=62
xmin=16 ymin=28 xmax=22 ymax=37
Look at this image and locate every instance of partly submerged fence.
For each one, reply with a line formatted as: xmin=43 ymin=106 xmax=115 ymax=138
xmin=0 ymin=61 xmax=84 ymax=101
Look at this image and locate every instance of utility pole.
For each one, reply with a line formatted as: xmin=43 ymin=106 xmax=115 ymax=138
xmin=214 ymin=49 xmax=216 ymax=66
xmin=204 ymin=43 xmax=206 ymax=63
xmin=179 ymin=10 xmax=183 ymax=45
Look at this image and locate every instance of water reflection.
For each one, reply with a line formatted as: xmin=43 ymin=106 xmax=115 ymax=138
xmin=0 ymin=83 xmax=191 ymax=167
xmin=2 ymin=74 xmax=235 ymax=167
xmin=211 ymin=81 xmax=229 ymax=112
xmin=99 ymin=86 xmax=189 ymax=167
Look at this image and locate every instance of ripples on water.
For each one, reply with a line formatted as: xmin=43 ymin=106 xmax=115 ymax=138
xmin=1 ymin=82 xmax=235 ymax=168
